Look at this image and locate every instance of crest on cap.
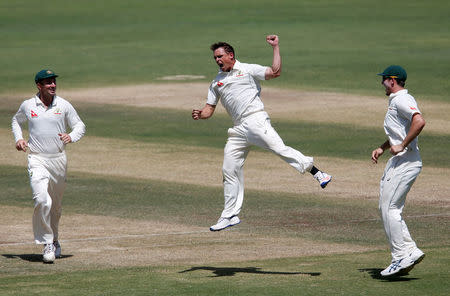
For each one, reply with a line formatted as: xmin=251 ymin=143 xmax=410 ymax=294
xmin=34 ymin=69 xmax=58 ymax=83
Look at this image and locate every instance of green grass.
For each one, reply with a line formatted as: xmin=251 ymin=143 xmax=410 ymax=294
xmin=1 ymin=247 xmax=449 ymax=295
xmin=1 ymin=1 xmax=449 ymax=294
xmin=0 ymin=0 xmax=449 ymax=100
xmin=1 ymin=165 xmax=449 ymax=295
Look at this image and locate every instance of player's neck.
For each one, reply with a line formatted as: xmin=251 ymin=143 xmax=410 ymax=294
xmin=223 ymin=60 xmax=236 ymax=72
xmin=392 ymin=86 xmax=405 ymax=94
xmin=38 ymin=93 xmax=54 ymax=108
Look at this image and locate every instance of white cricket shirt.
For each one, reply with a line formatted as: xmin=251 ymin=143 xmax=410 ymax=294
xmin=206 ymin=60 xmax=268 ymax=125
xmin=384 ymin=89 xmax=421 ymax=156
xmin=12 ymin=95 xmax=86 ymax=154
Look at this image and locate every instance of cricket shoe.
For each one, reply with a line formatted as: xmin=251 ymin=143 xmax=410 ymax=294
xmin=401 ymin=248 xmax=425 ymax=274
xmin=380 ymin=258 xmax=407 ymax=277
xmin=43 ymin=243 xmax=55 ymax=263
xmin=210 ymin=216 xmax=240 ymax=231
xmin=54 ymin=241 xmax=62 ymax=258
xmin=314 ymin=171 xmax=332 ymax=188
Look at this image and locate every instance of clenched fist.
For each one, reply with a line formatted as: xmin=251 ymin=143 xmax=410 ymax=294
xmin=266 ymin=35 xmax=279 ymax=47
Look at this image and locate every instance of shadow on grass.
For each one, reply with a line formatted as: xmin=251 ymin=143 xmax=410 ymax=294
xmin=2 ymin=254 xmax=73 ymax=262
xmin=180 ymin=266 xmax=321 ymax=277
xmin=358 ymin=268 xmax=418 ymax=282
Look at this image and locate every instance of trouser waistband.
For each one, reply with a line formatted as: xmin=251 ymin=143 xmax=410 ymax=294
xmin=29 ymin=151 xmax=66 ymax=158
xmin=234 ymin=111 xmax=266 ymax=125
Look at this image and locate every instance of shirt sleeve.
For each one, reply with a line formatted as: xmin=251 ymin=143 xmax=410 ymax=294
xmin=11 ymin=102 xmax=27 ymax=143
xmin=65 ymin=102 xmax=86 ymax=143
xmin=206 ymin=82 xmax=219 ymax=106
xmin=397 ymin=95 xmax=421 ymax=121
xmin=246 ymin=63 xmax=268 ymax=81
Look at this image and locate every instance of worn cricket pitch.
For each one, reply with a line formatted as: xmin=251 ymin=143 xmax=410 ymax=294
xmin=1 ymin=83 xmax=449 ymax=272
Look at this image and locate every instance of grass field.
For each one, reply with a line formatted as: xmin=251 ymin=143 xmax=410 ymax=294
xmin=1 ymin=1 xmax=449 ymax=295
xmin=0 ymin=164 xmax=449 ymax=295
xmin=1 ymin=0 xmax=449 ymax=100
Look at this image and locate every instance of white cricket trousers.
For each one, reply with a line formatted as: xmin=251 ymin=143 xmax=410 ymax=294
xmin=27 ymin=152 xmax=67 ymax=245
xmin=379 ymin=155 xmax=421 ymax=261
xmin=221 ymin=111 xmax=313 ymax=218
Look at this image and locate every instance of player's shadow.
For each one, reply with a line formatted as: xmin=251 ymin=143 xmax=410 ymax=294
xmin=358 ymin=268 xmax=418 ymax=282
xmin=179 ymin=266 xmax=321 ymax=277
xmin=2 ymin=254 xmax=73 ymax=262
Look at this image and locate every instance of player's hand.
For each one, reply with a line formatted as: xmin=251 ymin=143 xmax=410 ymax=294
xmin=192 ymin=109 xmax=202 ymax=120
xmin=390 ymin=144 xmax=405 ymax=155
xmin=15 ymin=139 xmax=28 ymax=152
xmin=266 ymin=35 xmax=279 ymax=47
xmin=59 ymin=133 xmax=72 ymax=144
xmin=371 ymin=147 xmax=384 ymax=164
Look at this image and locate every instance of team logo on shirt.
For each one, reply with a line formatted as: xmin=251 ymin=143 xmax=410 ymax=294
xmin=236 ymin=70 xmax=244 ymax=77
xmin=409 ymin=106 xmax=417 ymax=110
xmin=217 ymin=82 xmax=224 ymax=87
xmin=30 ymin=110 xmax=38 ymax=118
xmin=54 ymin=108 xmax=62 ymax=115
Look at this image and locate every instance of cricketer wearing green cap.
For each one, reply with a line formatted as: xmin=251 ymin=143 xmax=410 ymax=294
xmin=34 ymin=69 xmax=59 ymax=83
xmin=11 ymin=69 xmax=85 ymax=263
xmin=377 ymin=64 xmax=407 ymax=82
xmin=371 ymin=65 xmax=426 ymax=277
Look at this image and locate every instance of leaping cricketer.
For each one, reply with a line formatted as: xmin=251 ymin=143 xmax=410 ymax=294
xmin=192 ymin=35 xmax=332 ymax=232
xmin=372 ymin=65 xmax=426 ymax=277
xmin=12 ymin=69 xmax=86 ymax=263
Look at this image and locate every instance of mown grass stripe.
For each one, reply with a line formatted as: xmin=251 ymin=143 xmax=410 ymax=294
xmin=54 ymin=104 xmax=450 ymax=168
xmin=1 ymin=102 xmax=448 ymax=167
xmin=1 ymin=0 xmax=449 ymax=101
xmin=1 ymin=247 xmax=449 ymax=295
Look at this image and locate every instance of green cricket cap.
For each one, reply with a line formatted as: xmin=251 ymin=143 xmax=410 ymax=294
xmin=35 ymin=69 xmax=58 ymax=83
xmin=377 ymin=65 xmax=407 ymax=81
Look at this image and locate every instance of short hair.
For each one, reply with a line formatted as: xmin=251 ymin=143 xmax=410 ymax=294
xmin=210 ymin=42 xmax=235 ymax=56
xmin=383 ymin=76 xmax=406 ymax=87
xmin=396 ymin=79 xmax=406 ymax=87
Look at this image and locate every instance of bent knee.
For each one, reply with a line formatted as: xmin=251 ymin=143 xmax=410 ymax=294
xmin=380 ymin=206 xmax=402 ymax=221
xmin=33 ymin=192 xmax=51 ymax=208
xmin=222 ymin=166 xmax=239 ymax=177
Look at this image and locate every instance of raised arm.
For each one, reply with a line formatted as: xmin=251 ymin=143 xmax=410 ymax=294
xmin=265 ymin=34 xmax=281 ymax=80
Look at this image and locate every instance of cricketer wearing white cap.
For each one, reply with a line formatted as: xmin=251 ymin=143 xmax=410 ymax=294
xmin=372 ymin=65 xmax=426 ymax=277
xmin=11 ymin=69 xmax=85 ymax=263
xmin=192 ymin=35 xmax=332 ymax=232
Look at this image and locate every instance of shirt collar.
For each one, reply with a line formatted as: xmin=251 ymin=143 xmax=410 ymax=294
xmin=34 ymin=94 xmax=58 ymax=107
xmin=232 ymin=60 xmax=242 ymax=71
xmin=218 ymin=60 xmax=242 ymax=74
xmin=389 ymin=89 xmax=408 ymax=100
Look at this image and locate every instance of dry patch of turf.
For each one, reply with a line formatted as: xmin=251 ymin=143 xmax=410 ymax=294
xmin=0 ymin=206 xmax=375 ymax=272
xmin=1 ymin=129 xmax=449 ymax=203
xmin=52 ymin=83 xmax=450 ymax=135
xmin=0 ymin=206 xmax=32 ymax=245
xmin=5 ymin=83 xmax=450 ymax=134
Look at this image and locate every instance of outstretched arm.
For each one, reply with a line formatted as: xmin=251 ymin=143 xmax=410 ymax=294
xmin=192 ymin=104 xmax=216 ymax=120
xmin=265 ymin=35 xmax=281 ymax=80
